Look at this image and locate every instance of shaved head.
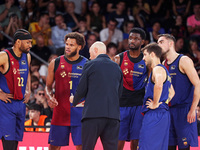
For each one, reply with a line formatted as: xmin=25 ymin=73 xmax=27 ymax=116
xmin=89 ymin=41 xmax=106 ymax=60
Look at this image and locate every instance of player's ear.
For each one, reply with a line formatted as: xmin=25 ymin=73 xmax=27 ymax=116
xmin=94 ymin=47 xmax=98 ymax=54
xmin=141 ymin=39 xmax=145 ymax=45
xmin=77 ymin=45 xmax=82 ymax=51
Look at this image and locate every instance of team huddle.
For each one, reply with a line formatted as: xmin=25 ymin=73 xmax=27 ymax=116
xmin=0 ymin=28 xmax=199 ymax=150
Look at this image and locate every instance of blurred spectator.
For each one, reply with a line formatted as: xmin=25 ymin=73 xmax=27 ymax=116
xmin=46 ymin=1 xmax=62 ymax=27
xmin=147 ymin=21 xmax=164 ymax=43
xmin=107 ymin=42 xmax=118 ymax=61
xmin=80 ymin=33 xmax=97 ymax=59
xmin=108 ymin=1 xmax=128 ymax=31
xmin=5 ymin=13 xmax=22 ymax=38
xmin=86 ymin=2 xmax=106 ymax=38
xmin=22 ymin=0 xmax=39 ymax=30
xmin=0 ymin=0 xmax=22 ymax=28
xmin=187 ymin=2 xmax=200 ymax=42
xmin=172 ymin=0 xmax=191 ymax=18
xmin=38 ymin=0 xmax=54 ymax=12
xmin=0 ymin=25 xmax=8 ymax=50
xmin=187 ymin=39 xmax=200 ymax=73
xmin=28 ymin=12 xmax=52 ymax=46
xmin=175 ymin=37 xmax=186 ymax=53
xmin=123 ymin=20 xmax=135 ymax=51
xmin=63 ymin=1 xmax=80 ymax=31
xmin=18 ymin=0 xmax=26 ymax=10
xmin=34 ymin=87 xmax=52 ymax=118
xmin=75 ymin=17 xmax=90 ymax=38
xmin=31 ymin=34 xmax=52 ymax=62
xmin=29 ymin=75 xmax=40 ymax=104
xmin=51 ymin=14 xmax=72 ymax=54
xmin=149 ymin=0 xmax=171 ymax=31
xmin=170 ymin=15 xmax=187 ymax=39
xmin=54 ymin=0 xmax=65 ymax=13
xmin=25 ymin=103 xmax=51 ymax=132
xmin=100 ymin=18 xmax=123 ymax=52
xmin=39 ymin=54 xmax=58 ymax=84
xmin=133 ymin=0 xmax=150 ymax=28
xmin=68 ymin=0 xmax=87 ymax=16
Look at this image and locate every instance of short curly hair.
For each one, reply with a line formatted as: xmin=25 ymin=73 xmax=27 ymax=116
xmin=64 ymin=32 xmax=86 ymax=49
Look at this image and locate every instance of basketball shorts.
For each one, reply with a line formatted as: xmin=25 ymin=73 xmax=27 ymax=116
xmin=48 ymin=125 xmax=82 ymax=146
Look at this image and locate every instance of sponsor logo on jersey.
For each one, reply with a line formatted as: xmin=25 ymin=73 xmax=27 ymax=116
xmin=77 ymin=66 xmax=83 ymax=70
xmin=171 ymin=65 xmax=176 ymax=70
xmin=21 ymin=60 xmax=26 ymax=65
xmin=123 ymin=68 xmax=129 ymax=75
xmin=138 ymin=64 xmax=144 ymax=68
xmin=60 ymin=71 xmax=66 ymax=77
xmin=11 ymin=61 xmax=14 ymax=65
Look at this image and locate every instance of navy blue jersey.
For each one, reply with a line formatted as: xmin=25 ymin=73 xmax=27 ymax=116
xmin=142 ymin=64 xmax=172 ymax=113
xmin=164 ymin=54 xmax=194 ymax=106
xmin=0 ymin=49 xmax=29 ymax=100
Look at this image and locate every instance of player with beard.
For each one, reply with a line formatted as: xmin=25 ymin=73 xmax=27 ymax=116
xmin=45 ymin=32 xmax=87 ymax=150
xmin=0 ymin=29 xmax=32 ymax=150
xmin=114 ymin=27 xmax=148 ymax=150
xmin=158 ymin=34 xmax=200 ymax=150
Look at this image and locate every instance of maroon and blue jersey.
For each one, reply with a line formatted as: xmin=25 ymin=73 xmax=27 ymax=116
xmin=51 ymin=55 xmax=87 ymax=126
xmin=164 ymin=54 xmax=194 ymax=106
xmin=142 ymin=64 xmax=172 ymax=113
xmin=0 ymin=49 xmax=29 ymax=100
xmin=119 ymin=51 xmax=148 ymax=106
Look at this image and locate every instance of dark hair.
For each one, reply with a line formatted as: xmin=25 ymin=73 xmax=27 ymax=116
xmin=129 ymin=27 xmax=146 ymax=40
xmin=109 ymin=18 xmax=118 ymax=26
xmin=64 ymin=32 xmax=85 ymax=49
xmin=39 ymin=12 xmax=49 ymax=20
xmin=107 ymin=42 xmax=117 ymax=49
xmin=31 ymin=75 xmax=39 ymax=83
xmin=141 ymin=43 xmax=162 ymax=58
xmin=55 ymin=14 xmax=64 ymax=19
xmin=158 ymin=34 xmax=176 ymax=46
xmin=28 ymin=103 xmax=42 ymax=112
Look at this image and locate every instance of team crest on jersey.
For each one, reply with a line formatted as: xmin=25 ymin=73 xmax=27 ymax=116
xmin=61 ymin=65 xmax=65 ymax=69
xmin=77 ymin=66 xmax=83 ymax=70
xmin=123 ymin=68 xmax=129 ymax=75
xmin=171 ymin=65 xmax=176 ymax=70
xmin=124 ymin=62 xmax=128 ymax=66
xmin=21 ymin=60 xmax=26 ymax=65
xmin=60 ymin=71 xmax=66 ymax=77
xmin=138 ymin=64 xmax=144 ymax=68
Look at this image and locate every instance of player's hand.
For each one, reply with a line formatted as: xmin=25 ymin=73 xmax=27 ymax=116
xmin=146 ymin=98 xmax=162 ymax=109
xmin=23 ymin=90 xmax=31 ymax=104
xmin=0 ymin=90 xmax=13 ymax=103
xmin=69 ymin=93 xmax=74 ymax=103
xmin=47 ymin=95 xmax=58 ymax=108
xmin=187 ymin=110 xmax=196 ymax=124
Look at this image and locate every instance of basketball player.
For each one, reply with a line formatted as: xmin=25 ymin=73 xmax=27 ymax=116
xmin=45 ymin=32 xmax=88 ymax=150
xmin=114 ymin=27 xmax=148 ymax=150
xmin=158 ymin=34 xmax=200 ymax=150
xmin=139 ymin=43 xmax=175 ymax=150
xmin=0 ymin=29 xmax=32 ymax=150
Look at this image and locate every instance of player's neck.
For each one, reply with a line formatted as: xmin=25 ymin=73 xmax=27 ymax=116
xmin=129 ymin=49 xmax=141 ymax=58
xmin=66 ymin=54 xmax=80 ymax=61
xmin=151 ymin=58 xmax=160 ymax=69
xmin=166 ymin=49 xmax=179 ymax=64
xmin=12 ymin=46 xmax=23 ymax=58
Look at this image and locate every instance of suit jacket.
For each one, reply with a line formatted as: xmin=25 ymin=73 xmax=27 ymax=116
xmin=73 ymin=54 xmax=123 ymax=121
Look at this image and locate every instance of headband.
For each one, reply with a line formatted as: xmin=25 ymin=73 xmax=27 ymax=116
xmin=14 ymin=32 xmax=32 ymax=41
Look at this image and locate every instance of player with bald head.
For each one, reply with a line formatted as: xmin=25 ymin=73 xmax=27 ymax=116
xmin=71 ymin=41 xmax=123 ymax=150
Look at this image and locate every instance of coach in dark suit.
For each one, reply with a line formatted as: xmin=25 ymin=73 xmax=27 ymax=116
xmin=71 ymin=41 xmax=123 ymax=150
